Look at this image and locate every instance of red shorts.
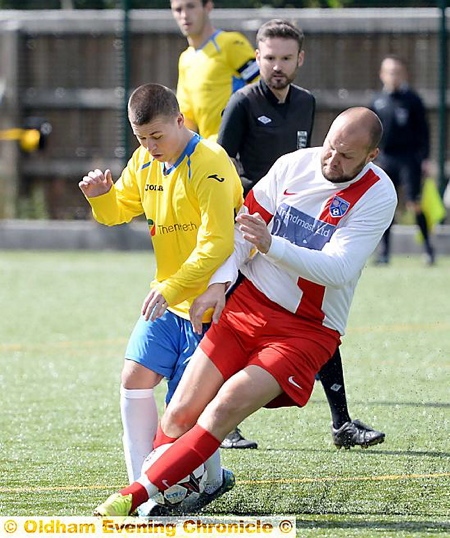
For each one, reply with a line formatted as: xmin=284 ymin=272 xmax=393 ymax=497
xmin=199 ymin=278 xmax=341 ymax=408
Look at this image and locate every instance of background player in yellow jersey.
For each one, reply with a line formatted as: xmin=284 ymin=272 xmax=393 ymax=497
xmin=79 ymin=83 xmax=243 ymax=513
xmin=171 ymin=0 xmax=259 ymax=141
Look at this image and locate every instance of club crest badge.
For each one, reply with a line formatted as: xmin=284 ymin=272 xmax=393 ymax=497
xmin=329 ymin=196 xmax=350 ymax=218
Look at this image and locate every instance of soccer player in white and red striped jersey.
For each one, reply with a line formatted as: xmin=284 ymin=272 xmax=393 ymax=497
xmin=94 ymin=106 xmax=397 ymax=517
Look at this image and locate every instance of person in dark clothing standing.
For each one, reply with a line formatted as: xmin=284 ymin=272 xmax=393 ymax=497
xmin=371 ymin=54 xmax=434 ymax=265
xmin=217 ymin=18 xmax=385 ymax=451
xmin=218 ymin=22 xmax=315 ymax=196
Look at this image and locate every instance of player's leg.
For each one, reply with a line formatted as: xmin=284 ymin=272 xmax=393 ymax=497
xmin=413 ymin=206 xmax=434 ymax=263
xmin=165 ymin=319 xmax=225 ymax=496
xmin=120 ymin=361 xmax=161 ymax=484
xmin=198 ymin=364 xmax=283 ymax=437
xmin=121 ymin=311 xmax=199 ymax=484
xmin=160 ymin=345 xmax=228 ymax=438
xmin=318 ymin=348 xmax=385 ymax=450
xmin=219 ymin=272 xmax=258 ymax=450
xmin=374 ymin=155 xmax=399 ymax=264
xmin=376 ymin=224 xmax=392 ymax=265
xmin=94 ymin=291 xmax=276 ymax=517
xmin=139 ymin=347 xmax=231 ymax=516
xmin=403 ymin=159 xmax=435 ymax=265
xmin=95 ymin=354 xmax=281 ymax=516
xmin=181 ymin=364 xmax=292 ymax=513
xmin=317 ymin=347 xmax=351 ymax=429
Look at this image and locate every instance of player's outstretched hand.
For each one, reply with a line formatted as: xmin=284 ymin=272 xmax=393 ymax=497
xmin=190 ymin=283 xmax=227 ymax=334
xmin=79 ymin=168 xmax=114 ymax=198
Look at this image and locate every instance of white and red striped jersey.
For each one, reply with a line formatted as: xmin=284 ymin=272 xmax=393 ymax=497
xmin=212 ymin=147 xmax=397 ymax=335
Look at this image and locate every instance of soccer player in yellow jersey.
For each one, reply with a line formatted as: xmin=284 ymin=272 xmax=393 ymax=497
xmin=171 ymin=0 xmax=259 ymax=141
xmin=79 ymin=83 xmax=243 ymax=510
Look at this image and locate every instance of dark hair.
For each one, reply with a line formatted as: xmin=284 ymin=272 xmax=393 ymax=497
xmin=256 ymin=19 xmax=304 ymax=51
xmin=128 ymin=83 xmax=180 ymax=125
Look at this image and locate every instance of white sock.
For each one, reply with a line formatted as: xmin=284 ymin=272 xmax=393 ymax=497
xmin=204 ymin=449 xmax=222 ymax=494
xmin=137 ymin=473 xmax=159 ymax=499
xmin=120 ymin=385 xmax=158 ymax=483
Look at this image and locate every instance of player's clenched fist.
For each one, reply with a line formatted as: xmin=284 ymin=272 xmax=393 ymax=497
xmin=236 ymin=212 xmax=272 ymax=254
xmin=79 ymin=168 xmax=114 ymax=198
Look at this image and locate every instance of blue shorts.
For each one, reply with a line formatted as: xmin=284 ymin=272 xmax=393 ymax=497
xmin=125 ymin=310 xmax=209 ymax=403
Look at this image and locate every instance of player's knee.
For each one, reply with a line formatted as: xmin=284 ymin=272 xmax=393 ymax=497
xmin=121 ymin=359 xmax=162 ymax=389
xmin=161 ymin=404 xmax=196 ymax=435
xmin=207 ymin=392 xmax=245 ymax=425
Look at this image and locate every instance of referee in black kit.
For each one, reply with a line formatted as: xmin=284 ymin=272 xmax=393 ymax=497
xmin=218 ymin=18 xmax=315 ymax=197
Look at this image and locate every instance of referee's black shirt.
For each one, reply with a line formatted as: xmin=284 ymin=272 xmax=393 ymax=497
xmin=218 ymin=79 xmax=315 ymax=193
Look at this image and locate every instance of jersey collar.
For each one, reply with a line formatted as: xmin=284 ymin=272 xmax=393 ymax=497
xmin=163 ymin=132 xmax=201 ymax=176
xmin=195 ymin=29 xmax=222 ymax=52
xmin=260 ymin=78 xmax=292 ymax=106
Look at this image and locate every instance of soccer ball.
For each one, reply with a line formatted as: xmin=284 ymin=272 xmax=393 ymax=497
xmin=141 ymin=443 xmax=207 ymax=506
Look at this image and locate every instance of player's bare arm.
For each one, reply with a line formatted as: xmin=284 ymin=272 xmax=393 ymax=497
xmin=236 ymin=212 xmax=272 ymax=254
xmin=189 ymin=283 xmax=227 ymax=334
xmin=78 ymin=168 xmax=114 ymax=198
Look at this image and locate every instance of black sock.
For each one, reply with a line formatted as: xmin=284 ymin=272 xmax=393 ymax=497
xmin=317 ymin=348 xmax=351 ymax=429
xmin=416 ymin=211 xmax=433 ymax=253
xmin=382 ymin=224 xmax=391 ymax=258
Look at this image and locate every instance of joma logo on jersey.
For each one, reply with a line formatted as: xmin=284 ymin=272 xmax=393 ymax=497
xmin=145 ymin=184 xmax=164 ymax=191
xmin=208 ymin=174 xmax=225 ymax=183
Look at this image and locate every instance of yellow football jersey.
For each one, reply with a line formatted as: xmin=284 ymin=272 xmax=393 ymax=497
xmin=176 ymin=30 xmax=259 ymax=141
xmin=87 ymin=134 xmax=243 ymax=321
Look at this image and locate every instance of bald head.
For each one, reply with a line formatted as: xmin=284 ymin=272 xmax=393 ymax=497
xmin=331 ymin=107 xmax=383 ymax=151
xmin=321 ymin=107 xmax=382 ymax=184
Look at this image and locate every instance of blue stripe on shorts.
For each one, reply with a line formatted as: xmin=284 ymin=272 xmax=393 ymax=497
xmin=125 ymin=310 xmax=209 ymax=403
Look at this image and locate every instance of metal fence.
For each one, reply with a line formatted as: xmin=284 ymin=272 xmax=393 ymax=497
xmin=0 ymin=7 xmax=448 ymax=218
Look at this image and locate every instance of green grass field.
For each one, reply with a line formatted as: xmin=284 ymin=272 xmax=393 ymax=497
xmin=0 ymin=251 xmax=449 ymax=537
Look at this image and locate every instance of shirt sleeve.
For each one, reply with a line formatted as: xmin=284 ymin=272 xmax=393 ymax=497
xmin=176 ymin=53 xmax=197 ymax=132
xmin=217 ymin=91 xmax=248 ymax=159
xmin=225 ymin=32 xmax=259 ymax=83
xmin=87 ymin=153 xmax=144 ymax=225
xmin=208 ymin=206 xmax=254 ymax=287
xmin=154 ymin=156 xmax=244 ymax=306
